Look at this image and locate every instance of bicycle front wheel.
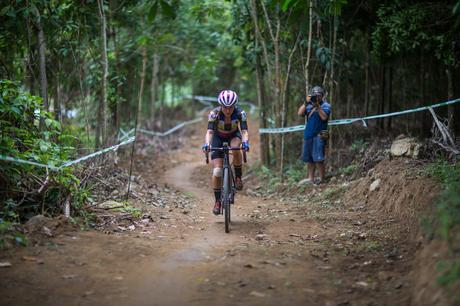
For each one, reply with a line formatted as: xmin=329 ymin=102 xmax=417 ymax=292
xmin=223 ymin=167 xmax=231 ymax=233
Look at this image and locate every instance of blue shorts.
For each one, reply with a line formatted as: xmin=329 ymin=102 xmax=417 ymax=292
xmin=301 ymin=136 xmax=325 ymax=163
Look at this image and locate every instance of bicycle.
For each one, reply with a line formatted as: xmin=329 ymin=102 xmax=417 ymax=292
xmin=205 ymin=142 xmax=247 ymax=233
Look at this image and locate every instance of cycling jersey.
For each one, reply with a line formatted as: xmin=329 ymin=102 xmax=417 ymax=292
xmin=207 ymin=106 xmax=248 ymax=138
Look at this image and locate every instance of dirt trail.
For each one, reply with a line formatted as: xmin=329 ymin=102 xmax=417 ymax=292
xmin=0 ymin=118 xmax=441 ymax=306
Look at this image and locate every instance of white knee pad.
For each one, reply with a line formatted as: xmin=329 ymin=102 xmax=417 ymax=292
xmin=213 ymin=168 xmax=223 ymax=177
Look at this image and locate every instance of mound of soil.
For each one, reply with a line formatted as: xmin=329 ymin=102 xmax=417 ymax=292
xmin=25 ymin=214 xmax=77 ymax=244
xmin=345 ymin=159 xmax=440 ymax=238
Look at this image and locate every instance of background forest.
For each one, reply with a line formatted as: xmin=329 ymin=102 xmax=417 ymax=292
xmin=1 ymin=0 xmax=460 ymax=218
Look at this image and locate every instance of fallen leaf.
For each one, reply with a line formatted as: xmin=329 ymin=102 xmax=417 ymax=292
xmin=249 ymin=291 xmax=266 ymax=297
xmin=22 ymin=256 xmax=38 ymax=262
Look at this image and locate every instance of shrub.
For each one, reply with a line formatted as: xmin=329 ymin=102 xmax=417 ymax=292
xmin=0 ymin=80 xmax=82 ymax=222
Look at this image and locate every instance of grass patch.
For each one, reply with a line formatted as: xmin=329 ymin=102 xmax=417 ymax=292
xmin=322 ymin=186 xmax=347 ymax=200
xmin=339 ymin=164 xmax=359 ymax=176
xmin=116 ymin=201 xmax=142 ymax=218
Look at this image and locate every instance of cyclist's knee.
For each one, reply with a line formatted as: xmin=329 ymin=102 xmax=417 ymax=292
xmin=213 ymin=167 xmax=223 ymax=177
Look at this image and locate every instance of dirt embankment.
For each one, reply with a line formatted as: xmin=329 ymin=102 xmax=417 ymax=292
xmin=344 ymin=159 xmax=459 ymax=305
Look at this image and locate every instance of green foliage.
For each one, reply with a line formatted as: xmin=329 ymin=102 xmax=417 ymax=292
xmin=437 ymin=260 xmax=460 ymax=287
xmin=117 ymin=201 xmax=141 ymax=218
xmin=0 ymin=219 xmax=27 ymax=249
xmin=339 ymin=164 xmax=358 ymax=175
xmin=322 ymin=186 xmax=346 ymax=200
xmin=425 ymin=160 xmax=460 ymax=287
xmin=372 ymin=2 xmax=455 ymax=65
xmin=0 ymin=80 xmax=82 ymax=220
xmin=350 ymin=139 xmax=368 ymax=152
xmin=426 ymin=161 xmax=460 ymax=187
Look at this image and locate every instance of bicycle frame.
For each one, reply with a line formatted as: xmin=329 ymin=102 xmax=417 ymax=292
xmin=205 ymin=143 xmax=247 ymax=233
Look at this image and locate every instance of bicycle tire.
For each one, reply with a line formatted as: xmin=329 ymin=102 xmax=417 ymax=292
xmin=223 ymin=167 xmax=231 ymax=233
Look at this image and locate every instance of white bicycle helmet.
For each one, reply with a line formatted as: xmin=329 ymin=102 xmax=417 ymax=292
xmin=218 ymin=90 xmax=238 ymax=107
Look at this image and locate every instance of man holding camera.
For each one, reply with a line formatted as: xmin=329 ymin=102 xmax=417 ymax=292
xmin=297 ymin=86 xmax=331 ymax=184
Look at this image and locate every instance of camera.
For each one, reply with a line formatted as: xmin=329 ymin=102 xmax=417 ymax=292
xmin=310 ymin=94 xmax=321 ymax=104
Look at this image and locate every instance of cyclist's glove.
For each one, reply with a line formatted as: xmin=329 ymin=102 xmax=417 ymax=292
xmin=202 ymin=143 xmax=210 ymax=152
xmin=242 ymin=141 xmax=250 ymax=152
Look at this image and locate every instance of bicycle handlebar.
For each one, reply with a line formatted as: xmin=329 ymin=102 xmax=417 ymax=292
xmin=204 ymin=146 xmax=248 ymax=164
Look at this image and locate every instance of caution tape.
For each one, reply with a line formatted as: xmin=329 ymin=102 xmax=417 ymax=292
xmin=0 ymin=136 xmax=135 ymax=171
xmin=259 ymin=98 xmax=460 ymax=134
xmin=58 ymin=136 xmax=135 ymax=169
xmin=138 ymin=117 xmax=203 ymax=137
xmin=0 ymin=154 xmax=60 ymax=171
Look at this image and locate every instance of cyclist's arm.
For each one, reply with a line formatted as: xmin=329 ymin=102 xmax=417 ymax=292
xmin=241 ymin=129 xmax=249 ymax=143
xmin=205 ymin=129 xmax=213 ymax=144
xmin=238 ymin=108 xmax=249 ymax=143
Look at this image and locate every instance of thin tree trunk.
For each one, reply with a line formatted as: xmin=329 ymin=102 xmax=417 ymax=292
xmin=379 ymin=64 xmax=386 ymax=130
xmin=26 ymin=0 xmax=36 ymax=94
xmin=304 ymin=0 xmax=313 ymax=98
xmin=387 ymin=65 xmax=393 ymax=131
xmin=255 ymin=49 xmax=269 ymax=166
xmin=97 ymin=0 xmax=108 ymax=148
xmin=150 ymin=53 xmax=159 ymax=126
xmin=327 ymin=14 xmax=338 ymax=153
xmin=160 ymin=77 xmax=166 ymax=129
xmin=280 ymin=34 xmax=300 ymax=177
xmin=137 ymin=46 xmax=148 ymax=129
xmin=55 ymin=60 xmax=62 ymax=124
xmin=446 ymin=67 xmax=454 ymax=131
xmin=251 ymin=3 xmax=269 ymax=166
xmin=37 ymin=18 xmax=48 ymax=112
xmin=110 ymin=6 xmax=121 ymax=134
xmin=364 ymin=36 xmax=370 ymax=117
xmin=261 ymin=1 xmax=282 ymax=169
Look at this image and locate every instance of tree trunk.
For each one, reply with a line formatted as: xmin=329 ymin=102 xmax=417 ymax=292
xmin=137 ymin=46 xmax=148 ymax=129
xmin=364 ymin=36 xmax=370 ymax=117
xmin=379 ymin=64 xmax=386 ymax=130
xmin=255 ymin=50 xmax=270 ymax=166
xmin=37 ymin=18 xmax=48 ymax=112
xmin=110 ymin=7 xmax=121 ymax=134
xmin=304 ymin=0 xmax=313 ymax=98
xmin=446 ymin=67 xmax=454 ymax=131
xmin=386 ymin=65 xmax=393 ymax=131
xmin=96 ymin=0 xmax=108 ymax=148
xmin=160 ymin=78 xmax=166 ymax=129
xmin=150 ymin=53 xmax=160 ymax=127
xmin=26 ymin=0 xmax=35 ymax=94
xmin=55 ymin=60 xmax=62 ymax=124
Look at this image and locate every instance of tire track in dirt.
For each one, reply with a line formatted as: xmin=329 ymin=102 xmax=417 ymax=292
xmin=116 ymin=155 xmax=256 ymax=305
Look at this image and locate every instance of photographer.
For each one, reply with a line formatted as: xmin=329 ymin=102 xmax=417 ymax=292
xmin=297 ymin=86 xmax=331 ymax=184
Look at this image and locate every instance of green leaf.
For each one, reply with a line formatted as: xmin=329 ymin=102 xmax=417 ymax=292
xmin=45 ymin=118 xmax=53 ymax=127
xmin=148 ymin=1 xmax=159 ymax=23
xmin=0 ymin=5 xmax=11 ymax=16
xmin=39 ymin=142 xmax=49 ymax=152
xmin=282 ymin=0 xmax=295 ymax=12
xmin=160 ymin=0 xmax=176 ymax=19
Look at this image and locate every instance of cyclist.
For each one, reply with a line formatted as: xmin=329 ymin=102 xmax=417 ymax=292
xmin=202 ymin=90 xmax=249 ymax=215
